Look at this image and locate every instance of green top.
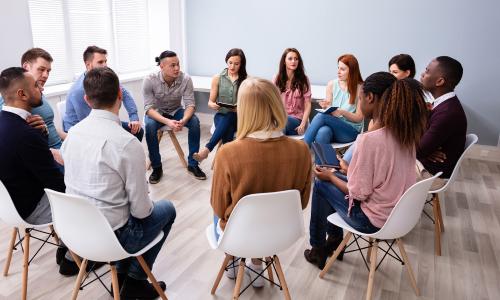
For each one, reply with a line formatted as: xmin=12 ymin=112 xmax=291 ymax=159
xmin=218 ymin=68 xmax=238 ymax=114
xmin=331 ymin=79 xmax=363 ymax=132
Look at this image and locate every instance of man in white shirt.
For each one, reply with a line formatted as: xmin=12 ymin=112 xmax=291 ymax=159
xmin=61 ymin=67 xmax=176 ymax=299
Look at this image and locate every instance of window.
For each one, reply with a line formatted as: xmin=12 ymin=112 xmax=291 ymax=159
xmin=28 ymin=0 xmax=156 ymax=86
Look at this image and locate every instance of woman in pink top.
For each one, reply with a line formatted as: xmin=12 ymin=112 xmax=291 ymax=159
xmin=274 ymin=48 xmax=311 ymax=135
xmin=304 ymin=73 xmax=428 ymax=269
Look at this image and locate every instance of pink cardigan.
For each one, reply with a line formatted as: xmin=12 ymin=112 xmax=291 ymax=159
xmin=347 ymin=128 xmax=416 ymax=228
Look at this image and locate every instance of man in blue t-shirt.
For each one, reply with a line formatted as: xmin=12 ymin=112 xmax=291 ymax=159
xmin=63 ymin=45 xmax=143 ymax=141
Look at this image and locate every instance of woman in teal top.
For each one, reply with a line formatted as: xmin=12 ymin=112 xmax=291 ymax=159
xmin=194 ymin=49 xmax=247 ymax=162
xmin=303 ymin=54 xmax=364 ymax=154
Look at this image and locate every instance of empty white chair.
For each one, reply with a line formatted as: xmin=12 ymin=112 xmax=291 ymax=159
xmin=207 ymin=190 xmax=304 ymax=299
xmin=428 ymin=133 xmax=478 ymax=256
xmin=0 ymin=180 xmax=59 ymax=300
xmin=44 ymin=188 xmax=167 ymax=300
xmin=56 ymin=100 xmax=66 ymax=130
xmin=319 ymin=172 xmax=442 ymax=300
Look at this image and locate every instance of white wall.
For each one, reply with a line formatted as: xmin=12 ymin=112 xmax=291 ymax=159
xmin=185 ymin=0 xmax=500 ymax=146
xmin=0 ymin=1 xmax=33 ymax=70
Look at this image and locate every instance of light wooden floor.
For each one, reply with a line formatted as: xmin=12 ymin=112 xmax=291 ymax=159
xmin=1 ymin=124 xmax=499 ymax=300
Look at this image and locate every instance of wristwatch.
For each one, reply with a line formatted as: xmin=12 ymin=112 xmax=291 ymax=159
xmin=42 ymin=124 xmax=49 ymax=136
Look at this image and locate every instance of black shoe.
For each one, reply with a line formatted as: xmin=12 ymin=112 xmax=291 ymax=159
xmin=120 ymin=276 xmax=166 ymax=299
xmin=59 ymin=257 xmax=106 ymax=277
xmin=325 ymin=234 xmax=345 ymax=261
xmin=304 ymin=246 xmax=327 ymax=270
xmin=187 ymin=165 xmax=206 ymax=180
xmin=59 ymin=257 xmax=79 ymax=276
xmin=109 ymin=272 xmax=127 ymax=296
xmin=149 ymin=167 xmax=163 ymax=184
xmin=56 ymin=246 xmax=67 ymax=265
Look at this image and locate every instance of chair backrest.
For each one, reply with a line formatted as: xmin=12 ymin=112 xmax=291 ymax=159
xmin=372 ymin=172 xmax=442 ymax=240
xmin=44 ymin=189 xmax=130 ymax=262
xmin=439 ymin=133 xmax=478 ymax=190
xmin=218 ymin=190 xmax=304 ymax=258
xmin=56 ymin=100 xmax=66 ymax=129
xmin=0 ymin=180 xmax=27 ymax=226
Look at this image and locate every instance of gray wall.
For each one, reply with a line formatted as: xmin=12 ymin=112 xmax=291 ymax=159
xmin=185 ymin=0 xmax=500 ymax=146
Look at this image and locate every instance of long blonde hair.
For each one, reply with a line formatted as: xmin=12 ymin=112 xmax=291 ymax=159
xmin=236 ymin=77 xmax=287 ymax=139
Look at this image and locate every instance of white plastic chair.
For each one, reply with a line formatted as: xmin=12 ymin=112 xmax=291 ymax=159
xmin=56 ymin=100 xmax=66 ymax=130
xmin=427 ymin=133 xmax=478 ymax=256
xmin=44 ymin=189 xmax=167 ymax=300
xmin=0 ymin=180 xmax=59 ymax=300
xmin=319 ymin=172 xmax=442 ymax=300
xmin=206 ymin=190 xmax=304 ymax=300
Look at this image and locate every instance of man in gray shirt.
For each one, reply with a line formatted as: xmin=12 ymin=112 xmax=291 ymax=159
xmin=61 ymin=67 xmax=176 ymax=299
xmin=143 ymin=50 xmax=206 ymax=183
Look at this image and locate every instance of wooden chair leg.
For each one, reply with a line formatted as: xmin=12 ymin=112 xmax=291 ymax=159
xmin=211 ymin=254 xmax=232 ymax=294
xmin=232 ymin=258 xmax=246 ymax=300
xmin=3 ymin=227 xmax=17 ymax=276
xmin=366 ymin=237 xmax=374 ymax=263
xmin=435 ymin=194 xmax=445 ymax=232
xmin=432 ymin=196 xmax=442 ymax=256
xmin=136 ymin=255 xmax=168 ymax=300
xmin=396 ymin=239 xmax=420 ymax=296
xmin=273 ymin=255 xmax=291 ymax=300
xmin=168 ymin=131 xmax=188 ymax=168
xmin=49 ymin=225 xmax=60 ymax=245
xmin=320 ymin=232 xmax=352 ymax=278
xmin=265 ymin=256 xmax=274 ymax=286
xmin=365 ymin=240 xmax=378 ymax=300
xmin=109 ymin=263 xmax=121 ymax=300
xmin=71 ymin=259 xmax=88 ymax=300
xmin=68 ymin=250 xmax=82 ymax=268
xmin=22 ymin=230 xmax=30 ymax=300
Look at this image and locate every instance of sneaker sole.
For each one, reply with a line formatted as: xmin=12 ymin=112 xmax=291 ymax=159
xmin=187 ymin=171 xmax=207 ymax=180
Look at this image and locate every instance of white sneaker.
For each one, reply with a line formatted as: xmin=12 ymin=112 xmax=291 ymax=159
xmin=245 ymin=261 xmax=265 ymax=288
xmin=225 ymin=258 xmax=240 ymax=279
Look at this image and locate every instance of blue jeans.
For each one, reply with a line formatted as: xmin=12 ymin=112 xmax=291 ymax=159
xmin=309 ymin=176 xmax=379 ymax=248
xmin=284 ymin=116 xmax=302 ymax=136
xmin=303 ymin=114 xmax=359 ymax=147
xmin=145 ymin=109 xmax=200 ymax=168
xmin=206 ymin=112 xmax=237 ymax=151
xmin=115 ymin=200 xmax=176 ymax=280
xmin=121 ymin=121 xmax=144 ymax=142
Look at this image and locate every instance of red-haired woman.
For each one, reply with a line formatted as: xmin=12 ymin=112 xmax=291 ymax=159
xmin=274 ymin=48 xmax=311 ymax=135
xmin=303 ymin=54 xmax=364 ymax=151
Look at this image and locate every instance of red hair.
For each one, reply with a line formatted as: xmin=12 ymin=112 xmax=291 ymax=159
xmin=338 ymin=54 xmax=363 ymax=105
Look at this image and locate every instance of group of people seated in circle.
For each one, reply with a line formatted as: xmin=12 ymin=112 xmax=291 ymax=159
xmin=0 ymin=44 xmax=467 ymax=298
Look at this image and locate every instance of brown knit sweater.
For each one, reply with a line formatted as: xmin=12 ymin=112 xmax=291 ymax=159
xmin=210 ymin=136 xmax=312 ymax=230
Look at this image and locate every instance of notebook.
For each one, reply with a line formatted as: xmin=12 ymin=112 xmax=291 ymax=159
xmin=315 ymin=107 xmax=338 ymax=115
xmin=312 ymin=142 xmax=340 ymax=168
xmin=216 ymin=101 xmax=237 ymax=109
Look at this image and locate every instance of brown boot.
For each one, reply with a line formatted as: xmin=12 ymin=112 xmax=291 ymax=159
xmin=304 ymin=246 xmax=327 ymax=269
xmin=325 ymin=234 xmax=345 ymax=261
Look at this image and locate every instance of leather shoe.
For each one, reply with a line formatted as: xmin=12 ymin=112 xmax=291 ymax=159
xmin=56 ymin=246 xmax=67 ymax=265
xmin=149 ymin=167 xmax=163 ymax=184
xmin=304 ymin=246 xmax=327 ymax=270
xmin=120 ymin=276 xmax=166 ymax=299
xmin=325 ymin=234 xmax=345 ymax=261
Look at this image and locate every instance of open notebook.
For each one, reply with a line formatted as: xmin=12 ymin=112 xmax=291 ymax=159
xmin=315 ymin=107 xmax=338 ymax=114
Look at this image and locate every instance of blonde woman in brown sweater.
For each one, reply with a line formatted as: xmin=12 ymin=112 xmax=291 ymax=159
xmin=210 ymin=77 xmax=312 ymax=287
